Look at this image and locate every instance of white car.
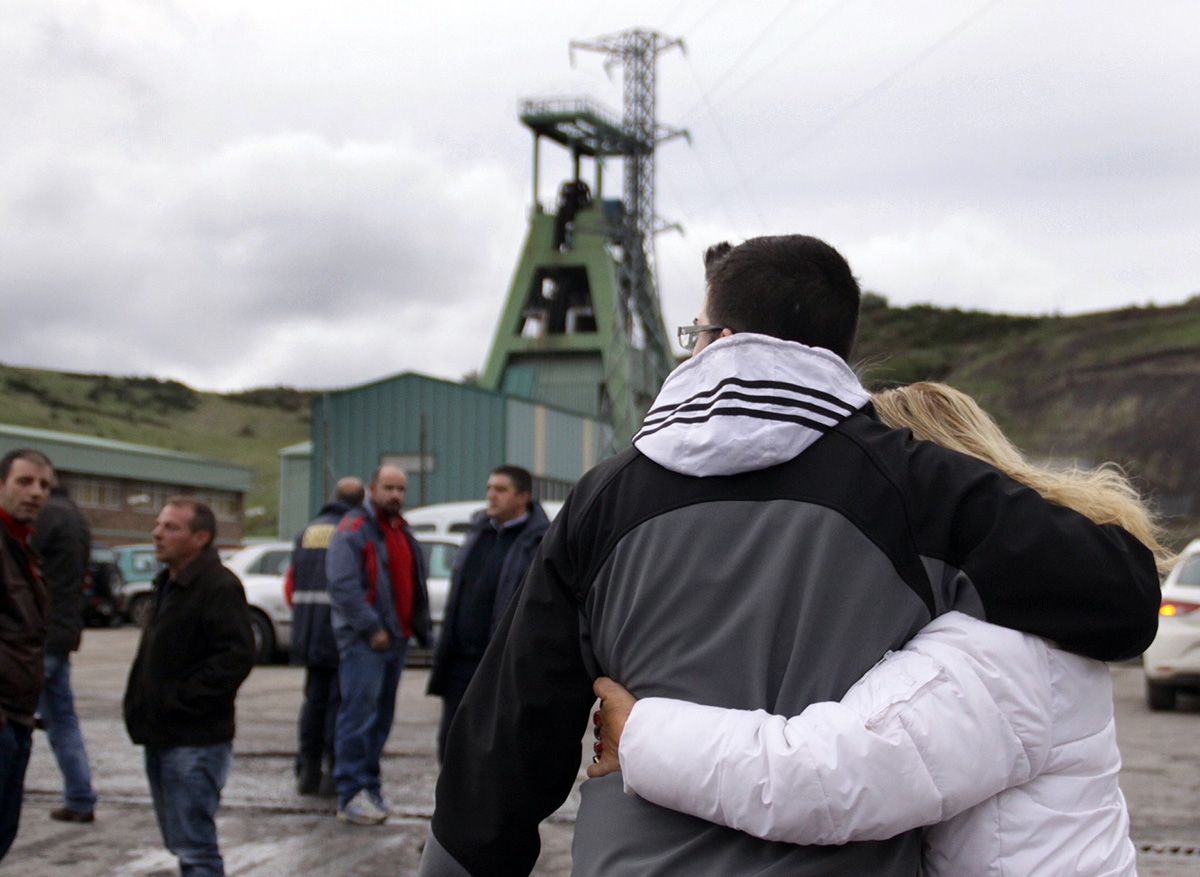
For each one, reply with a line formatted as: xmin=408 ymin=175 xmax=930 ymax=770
xmin=1143 ymin=538 xmax=1200 ymax=710
xmin=411 ymin=533 xmax=464 ymax=664
xmin=406 ymin=499 xmax=563 ymax=536
xmin=223 ymin=541 xmax=294 ymax=664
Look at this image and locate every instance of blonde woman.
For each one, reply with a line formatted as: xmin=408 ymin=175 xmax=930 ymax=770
xmin=590 ymin=382 xmax=1172 ymax=877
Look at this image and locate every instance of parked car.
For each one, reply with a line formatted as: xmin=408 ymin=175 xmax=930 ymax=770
xmin=406 ymin=499 xmax=563 ymax=536
xmin=222 ymin=541 xmax=294 ymax=664
xmin=99 ymin=543 xmax=162 ymax=628
xmin=405 ymin=502 xmax=485 ymax=536
xmin=84 ymin=550 xmax=125 ymax=628
xmin=409 ymin=533 xmax=463 ymax=665
xmin=1143 ymin=538 xmax=1200 ymax=710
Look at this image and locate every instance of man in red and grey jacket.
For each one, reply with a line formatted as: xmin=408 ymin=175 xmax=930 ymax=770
xmin=325 ymin=465 xmax=431 ymax=826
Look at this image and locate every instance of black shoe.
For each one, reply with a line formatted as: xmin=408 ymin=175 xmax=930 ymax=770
xmin=317 ymin=771 xmax=337 ymax=799
xmin=297 ymin=760 xmax=322 ymax=796
xmin=50 ymin=808 xmax=94 ymax=824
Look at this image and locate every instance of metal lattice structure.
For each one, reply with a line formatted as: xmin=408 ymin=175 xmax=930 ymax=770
xmin=570 ymin=29 xmax=687 ymax=419
xmin=480 ymin=30 xmax=686 ymax=446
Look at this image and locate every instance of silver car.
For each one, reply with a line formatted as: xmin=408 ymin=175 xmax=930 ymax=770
xmin=1142 ymin=538 xmax=1200 ymax=710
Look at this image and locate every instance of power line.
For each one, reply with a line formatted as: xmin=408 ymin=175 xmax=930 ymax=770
xmin=681 ymin=0 xmax=854 ymax=121
xmin=682 ymin=55 xmax=769 ymax=234
xmin=673 ymin=0 xmax=730 ymax=40
xmin=661 ymin=0 xmax=697 ymax=32
xmin=771 ymin=0 xmax=1006 ymax=159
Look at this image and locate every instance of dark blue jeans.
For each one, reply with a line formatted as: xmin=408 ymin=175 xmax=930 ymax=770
xmin=0 ymin=721 xmax=33 ymax=862
xmin=39 ymin=651 xmax=97 ymax=812
xmin=334 ymin=638 xmax=407 ymax=807
xmin=144 ymin=743 xmax=232 ymax=877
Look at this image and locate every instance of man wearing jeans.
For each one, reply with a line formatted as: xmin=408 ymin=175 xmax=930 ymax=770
xmin=0 ymin=449 xmax=53 ymax=862
xmin=123 ymin=499 xmax=254 ymax=876
xmin=326 ymin=465 xmax=431 ymax=825
xmin=33 ymin=484 xmax=98 ymax=823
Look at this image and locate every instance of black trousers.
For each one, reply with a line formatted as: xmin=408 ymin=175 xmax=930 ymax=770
xmin=297 ymin=665 xmax=340 ymax=767
xmin=436 ymin=656 xmax=481 ymax=764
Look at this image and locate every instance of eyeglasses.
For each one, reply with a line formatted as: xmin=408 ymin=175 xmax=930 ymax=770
xmin=677 ymin=324 xmax=726 ymax=352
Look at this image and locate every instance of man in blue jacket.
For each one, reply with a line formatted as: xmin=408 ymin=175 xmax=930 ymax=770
xmin=326 ymin=465 xmax=431 ymax=825
xmin=285 ymin=476 xmax=364 ymax=796
xmin=428 ymin=466 xmax=550 ymax=762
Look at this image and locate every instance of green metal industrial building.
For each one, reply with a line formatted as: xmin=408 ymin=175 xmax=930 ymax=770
xmin=0 ymin=422 xmax=255 ymax=544
xmin=277 ymin=371 xmax=611 ymax=537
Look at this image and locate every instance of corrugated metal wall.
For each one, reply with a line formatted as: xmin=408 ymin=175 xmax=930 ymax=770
xmin=278 ymin=444 xmax=312 ymax=539
xmin=304 ymin=372 xmax=612 ymax=518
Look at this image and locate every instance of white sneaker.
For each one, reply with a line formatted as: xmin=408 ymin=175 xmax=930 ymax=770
xmin=336 ymin=790 xmax=387 ymax=825
xmin=368 ymin=791 xmax=392 ymax=815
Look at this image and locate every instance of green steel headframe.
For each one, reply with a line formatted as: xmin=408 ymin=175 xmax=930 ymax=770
xmin=481 ymin=29 xmax=687 ymax=446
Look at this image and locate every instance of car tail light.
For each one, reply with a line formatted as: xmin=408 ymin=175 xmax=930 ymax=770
xmin=1159 ymin=600 xmax=1200 ymax=617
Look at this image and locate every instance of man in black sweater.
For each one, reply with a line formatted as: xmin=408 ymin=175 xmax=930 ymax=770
xmin=123 ymin=498 xmax=254 ymax=877
xmin=0 ymin=449 xmax=53 ymax=862
xmin=427 ymin=466 xmax=550 ymax=763
xmin=32 ymin=485 xmax=97 ymax=823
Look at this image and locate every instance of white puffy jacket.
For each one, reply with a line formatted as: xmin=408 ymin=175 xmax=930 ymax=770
xmin=619 ymin=612 xmax=1136 ymax=876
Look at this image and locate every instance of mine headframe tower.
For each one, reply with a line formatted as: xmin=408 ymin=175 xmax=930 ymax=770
xmin=480 ymin=29 xmax=686 ymax=445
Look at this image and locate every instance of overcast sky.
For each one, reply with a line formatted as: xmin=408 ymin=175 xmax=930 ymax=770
xmin=2 ymin=0 xmax=1197 ymax=392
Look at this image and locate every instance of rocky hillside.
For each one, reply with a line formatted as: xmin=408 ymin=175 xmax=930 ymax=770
xmin=855 ymin=295 xmax=1200 ymax=545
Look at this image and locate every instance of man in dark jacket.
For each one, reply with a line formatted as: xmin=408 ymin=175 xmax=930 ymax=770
xmin=0 ymin=449 xmax=53 ymax=862
xmin=284 ymin=476 xmax=364 ymax=796
xmin=123 ymin=499 xmax=254 ymax=877
xmin=326 ymin=465 xmax=431 ymax=825
xmin=32 ymin=485 xmax=97 ymax=823
xmin=428 ymin=466 xmax=549 ymax=762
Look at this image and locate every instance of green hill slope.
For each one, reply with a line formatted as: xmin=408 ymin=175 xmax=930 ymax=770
xmin=0 ymin=366 xmax=311 ymax=535
xmin=3 ymin=296 xmax=1197 ymax=543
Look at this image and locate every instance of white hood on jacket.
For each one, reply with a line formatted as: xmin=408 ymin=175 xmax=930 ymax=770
xmin=633 ymin=333 xmax=870 ymax=477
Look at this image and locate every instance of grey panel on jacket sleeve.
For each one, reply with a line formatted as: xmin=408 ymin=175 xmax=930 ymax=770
xmin=921 ymin=555 xmax=986 ymax=619
xmin=574 ymin=499 xmax=931 ymax=877
xmin=417 ymin=832 xmax=474 ymax=877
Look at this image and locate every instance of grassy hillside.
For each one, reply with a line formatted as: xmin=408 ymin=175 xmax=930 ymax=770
xmin=3 ymin=296 xmax=1198 ymax=544
xmin=856 ymin=295 xmax=1200 ymax=546
xmin=0 ymin=366 xmax=311 ymax=535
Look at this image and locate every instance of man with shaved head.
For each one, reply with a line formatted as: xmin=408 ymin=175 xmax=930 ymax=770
xmin=326 ymin=465 xmax=431 ymax=825
xmin=285 ymin=476 xmax=365 ymax=797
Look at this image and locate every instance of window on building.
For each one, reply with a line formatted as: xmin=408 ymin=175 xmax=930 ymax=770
xmin=60 ymin=475 xmax=123 ymax=510
xmin=532 ymin=476 xmax=575 ymax=502
xmin=379 ymin=453 xmax=435 ymax=475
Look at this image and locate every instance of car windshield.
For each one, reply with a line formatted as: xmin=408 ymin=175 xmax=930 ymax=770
xmin=129 ymin=552 xmax=159 ymax=574
xmin=1175 ymin=555 xmax=1200 ymax=587
xmin=249 ymin=549 xmax=292 ymax=576
xmin=418 ymin=542 xmax=459 ymax=578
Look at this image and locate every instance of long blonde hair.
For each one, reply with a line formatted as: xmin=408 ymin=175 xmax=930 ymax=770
xmin=873 ymin=382 xmax=1175 ymax=574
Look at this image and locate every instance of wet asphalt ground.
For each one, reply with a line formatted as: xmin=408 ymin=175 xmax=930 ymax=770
xmin=6 ymin=627 xmax=1199 ymax=876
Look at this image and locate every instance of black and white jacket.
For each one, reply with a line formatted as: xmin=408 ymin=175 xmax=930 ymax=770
xmin=420 ymin=334 xmax=1159 ymax=877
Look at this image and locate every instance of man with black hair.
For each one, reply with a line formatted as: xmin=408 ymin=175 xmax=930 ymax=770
xmin=419 ymin=235 xmax=1158 ymax=876
xmin=123 ymin=498 xmax=255 ymax=877
xmin=0 ymin=448 xmax=53 ymax=861
xmin=32 ymin=484 xmax=97 ymax=824
xmin=285 ymin=476 xmax=365 ymax=796
xmin=428 ymin=465 xmax=550 ymax=762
